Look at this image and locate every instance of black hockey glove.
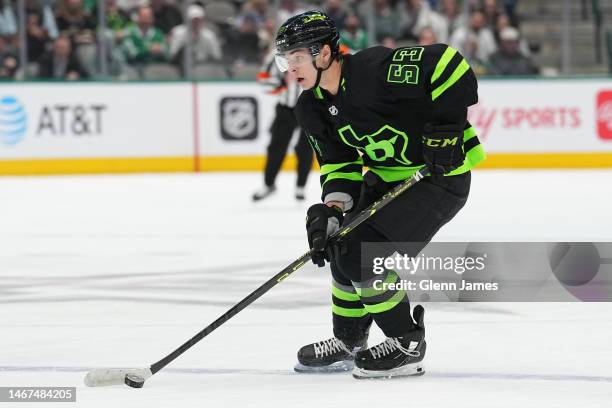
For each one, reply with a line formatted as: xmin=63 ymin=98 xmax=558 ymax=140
xmin=306 ymin=203 xmax=344 ymax=267
xmin=422 ymin=123 xmax=465 ymax=176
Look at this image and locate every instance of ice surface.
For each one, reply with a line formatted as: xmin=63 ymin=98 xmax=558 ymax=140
xmin=0 ymin=170 xmax=611 ymax=408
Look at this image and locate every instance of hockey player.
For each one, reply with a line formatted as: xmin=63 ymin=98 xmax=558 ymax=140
xmin=274 ymin=11 xmax=486 ymax=378
xmin=252 ymin=51 xmax=313 ymax=202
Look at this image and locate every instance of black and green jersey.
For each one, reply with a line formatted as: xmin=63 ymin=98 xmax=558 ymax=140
xmin=294 ymin=44 xmax=486 ymax=209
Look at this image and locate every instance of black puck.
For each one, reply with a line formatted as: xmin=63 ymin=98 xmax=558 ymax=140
xmin=125 ymin=373 xmax=145 ymax=388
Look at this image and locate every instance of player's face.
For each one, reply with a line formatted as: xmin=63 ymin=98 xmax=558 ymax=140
xmin=275 ymin=48 xmax=318 ymax=89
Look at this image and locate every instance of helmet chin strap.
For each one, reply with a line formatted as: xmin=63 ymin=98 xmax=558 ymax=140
xmin=312 ymin=54 xmax=336 ymax=89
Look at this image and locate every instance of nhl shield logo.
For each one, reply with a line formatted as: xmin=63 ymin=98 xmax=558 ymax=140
xmin=220 ymin=97 xmax=258 ymax=140
xmin=329 ymin=105 xmax=338 ymax=116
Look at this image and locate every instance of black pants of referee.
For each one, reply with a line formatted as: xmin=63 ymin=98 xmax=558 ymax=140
xmin=263 ymin=104 xmax=313 ymax=188
xmin=330 ymin=171 xmax=471 ymax=344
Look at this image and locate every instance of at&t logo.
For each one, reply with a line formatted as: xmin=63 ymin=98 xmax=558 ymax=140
xmin=0 ymin=96 xmax=27 ymax=145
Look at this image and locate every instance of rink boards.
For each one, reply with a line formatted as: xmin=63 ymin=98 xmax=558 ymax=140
xmin=1 ymin=79 xmax=611 ymax=175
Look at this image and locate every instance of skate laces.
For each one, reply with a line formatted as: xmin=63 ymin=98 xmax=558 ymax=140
xmin=369 ymin=338 xmax=421 ymax=359
xmin=313 ymin=338 xmax=350 ymax=358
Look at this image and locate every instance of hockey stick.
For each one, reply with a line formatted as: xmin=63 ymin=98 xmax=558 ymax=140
xmin=84 ymin=167 xmax=430 ymax=387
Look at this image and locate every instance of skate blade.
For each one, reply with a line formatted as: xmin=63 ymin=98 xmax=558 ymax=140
xmin=294 ymin=360 xmax=354 ymax=373
xmin=252 ymin=189 xmax=276 ymax=202
xmin=352 ymin=363 xmax=425 ymax=379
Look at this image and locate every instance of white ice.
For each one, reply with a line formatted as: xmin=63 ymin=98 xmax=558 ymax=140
xmin=0 ymin=170 xmax=611 ymax=408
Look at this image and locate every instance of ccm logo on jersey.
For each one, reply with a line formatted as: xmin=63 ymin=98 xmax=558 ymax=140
xmin=423 ymin=137 xmax=458 ymax=147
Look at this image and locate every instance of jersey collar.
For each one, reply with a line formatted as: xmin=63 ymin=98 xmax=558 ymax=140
xmin=313 ymin=58 xmax=347 ymax=100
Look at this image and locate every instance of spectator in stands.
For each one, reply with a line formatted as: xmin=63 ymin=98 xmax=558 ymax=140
xmin=340 ymin=13 xmax=368 ymax=53
xmin=0 ymin=35 xmax=17 ymax=78
xmin=488 ymin=26 xmax=538 ymax=76
xmin=38 ymin=35 xmax=88 ymax=79
xmin=463 ymin=32 xmax=488 ymax=75
xmin=55 ymin=0 xmax=96 ymax=43
xmin=88 ymin=0 xmax=131 ymax=77
xmin=492 ymin=12 xmax=508 ymax=44
xmin=0 ymin=0 xmax=17 ymax=36
xmin=450 ymin=9 xmax=496 ymax=62
xmin=25 ymin=0 xmax=41 ymax=15
xmin=351 ymin=0 xmax=371 ymax=24
xmin=417 ymin=26 xmax=437 ymax=46
xmin=324 ymin=0 xmax=347 ymax=32
xmin=237 ymin=0 xmax=269 ymax=29
xmin=116 ymin=0 xmax=139 ymax=13
xmin=373 ymin=0 xmax=401 ymax=43
xmin=226 ymin=13 xmax=261 ymax=64
xmin=26 ymin=11 xmax=49 ymax=65
xmin=482 ymin=0 xmax=501 ymax=29
xmin=103 ymin=0 xmax=131 ymax=41
xmin=259 ymin=16 xmax=277 ymax=53
xmin=439 ymin=0 xmax=467 ymax=41
xmin=38 ymin=0 xmax=60 ymax=40
xmin=150 ymin=0 xmax=182 ymax=35
xmin=501 ymin=0 xmax=519 ymax=26
xmin=398 ymin=0 xmax=448 ymax=43
xmin=55 ymin=0 xmax=97 ymax=76
xmin=277 ymin=0 xmax=306 ymax=27
xmin=494 ymin=13 xmax=529 ymax=56
xmin=466 ymin=0 xmax=481 ymax=10
xmin=169 ymin=4 xmax=221 ymax=71
xmin=235 ymin=10 xmax=275 ymax=53
xmin=82 ymin=0 xmax=96 ymax=13
xmin=122 ymin=6 xmax=167 ymax=65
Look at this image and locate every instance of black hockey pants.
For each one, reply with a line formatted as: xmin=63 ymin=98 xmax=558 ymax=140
xmin=329 ymin=171 xmax=471 ymax=344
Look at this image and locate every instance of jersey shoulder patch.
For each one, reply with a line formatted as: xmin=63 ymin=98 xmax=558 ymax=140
xmin=382 ymin=44 xmax=453 ymax=85
xmin=384 ymin=45 xmax=430 ymax=86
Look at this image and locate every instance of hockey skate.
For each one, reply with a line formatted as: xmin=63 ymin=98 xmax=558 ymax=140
xmin=252 ymin=185 xmax=276 ymax=201
xmin=353 ymin=305 xmax=426 ymax=379
xmin=295 ymin=186 xmax=306 ymax=201
xmin=294 ymin=336 xmax=366 ymax=373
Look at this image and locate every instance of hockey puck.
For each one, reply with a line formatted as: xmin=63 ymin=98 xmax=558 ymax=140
xmin=124 ymin=374 xmax=145 ymax=388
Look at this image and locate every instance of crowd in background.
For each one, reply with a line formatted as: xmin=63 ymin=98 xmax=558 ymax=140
xmin=0 ymin=0 xmax=537 ymax=80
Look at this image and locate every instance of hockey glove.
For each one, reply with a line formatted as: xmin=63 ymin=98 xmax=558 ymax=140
xmin=422 ymin=123 xmax=465 ymax=176
xmin=306 ymin=203 xmax=344 ymax=267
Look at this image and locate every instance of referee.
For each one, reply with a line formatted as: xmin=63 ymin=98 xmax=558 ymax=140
xmin=252 ymin=51 xmax=313 ymax=201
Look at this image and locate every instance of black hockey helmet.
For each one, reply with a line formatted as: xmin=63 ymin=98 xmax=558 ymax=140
xmin=275 ymin=11 xmax=340 ymax=58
